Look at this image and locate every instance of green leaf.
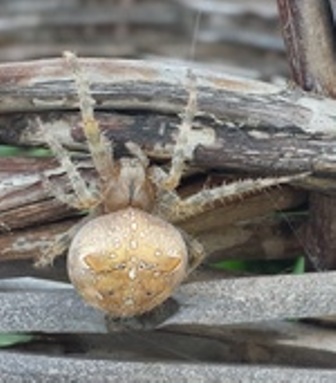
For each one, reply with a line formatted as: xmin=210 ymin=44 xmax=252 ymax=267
xmin=292 ymin=256 xmax=305 ymax=274
xmin=0 ymin=145 xmax=22 ymax=157
xmin=0 ymin=145 xmax=52 ymax=157
xmin=0 ymin=333 xmax=34 ymax=347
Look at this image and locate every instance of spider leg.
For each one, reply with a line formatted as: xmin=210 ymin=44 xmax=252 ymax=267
xmin=161 ymin=69 xmax=197 ymax=191
xmin=158 ymin=174 xmax=308 ymax=222
xmin=35 ymin=211 xmax=97 ymax=268
xmin=125 ymin=141 xmax=149 ymax=168
xmin=37 ymin=115 xmax=101 ymax=267
xmin=180 ymin=230 xmax=207 ymax=273
xmin=38 ymin=118 xmax=97 ymax=210
xmin=64 ymin=51 xmax=115 ymax=187
xmin=42 ymin=171 xmax=91 ymax=211
xmin=42 ymin=176 xmax=81 ymax=210
xmin=34 ymin=228 xmax=73 ymax=268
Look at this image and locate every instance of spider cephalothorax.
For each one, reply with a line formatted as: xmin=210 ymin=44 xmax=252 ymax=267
xmin=37 ymin=52 xmax=303 ymax=318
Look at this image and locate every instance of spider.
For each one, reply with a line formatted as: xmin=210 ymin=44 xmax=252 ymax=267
xmin=36 ymin=52 xmax=304 ymax=318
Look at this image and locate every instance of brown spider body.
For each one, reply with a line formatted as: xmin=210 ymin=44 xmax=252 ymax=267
xmin=68 ymin=157 xmax=189 ymax=317
xmin=40 ymin=52 xmax=300 ymax=320
xmin=38 ymin=56 xmax=204 ymax=318
xmin=68 ymin=206 xmax=188 ymax=317
xmin=101 ymin=158 xmax=156 ymax=213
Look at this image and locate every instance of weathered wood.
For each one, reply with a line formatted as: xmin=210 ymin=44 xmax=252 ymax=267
xmin=277 ymin=0 xmax=336 ymax=95
xmin=0 ymin=157 xmax=91 ymax=230
xmin=0 ymin=220 xmax=75 ymax=262
xmin=1 ymin=271 xmax=336 ymax=332
xmin=164 ymin=271 xmax=336 ymax=326
xmin=0 ymin=259 xmax=67 ymax=280
xmin=1 ymin=59 xmax=336 ymax=181
xmin=1 ymin=351 xmax=336 ymax=383
xmin=277 ymin=0 xmax=336 ymax=269
xmin=0 ymin=58 xmax=329 ymax=127
xmin=164 ymin=321 xmax=336 ymax=367
xmin=303 ymin=193 xmax=336 ymax=269
xmin=0 ymin=288 xmax=106 ymax=333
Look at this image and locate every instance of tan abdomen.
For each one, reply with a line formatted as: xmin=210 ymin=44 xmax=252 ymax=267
xmin=67 ymin=207 xmax=188 ymax=317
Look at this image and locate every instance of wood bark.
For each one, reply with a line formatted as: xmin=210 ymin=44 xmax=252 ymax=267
xmin=277 ymin=0 xmax=336 ymax=269
xmin=1 ymin=58 xmax=336 ymax=184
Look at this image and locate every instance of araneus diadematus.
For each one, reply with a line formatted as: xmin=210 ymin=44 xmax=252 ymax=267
xmin=36 ymin=52 xmax=303 ymax=318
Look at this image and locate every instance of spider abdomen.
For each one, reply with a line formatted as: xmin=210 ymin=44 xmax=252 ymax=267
xmin=67 ymin=207 xmax=188 ymax=317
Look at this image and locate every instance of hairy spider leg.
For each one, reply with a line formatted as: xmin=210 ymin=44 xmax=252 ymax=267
xmin=36 ymin=50 xmax=117 ymax=266
xmin=42 ymin=172 xmax=89 ymax=210
xmin=35 ymin=212 xmax=98 ymax=267
xmin=158 ymin=173 xmax=308 ymax=223
xmin=37 ymin=118 xmax=97 ymax=210
xmin=180 ymin=230 xmax=207 ymax=273
xmin=125 ymin=141 xmax=150 ymax=168
xmin=162 ymin=69 xmax=198 ymax=191
xmin=64 ymin=51 xmax=115 ymax=188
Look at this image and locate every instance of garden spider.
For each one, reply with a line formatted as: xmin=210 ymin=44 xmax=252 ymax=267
xmin=37 ymin=52 xmax=304 ymax=318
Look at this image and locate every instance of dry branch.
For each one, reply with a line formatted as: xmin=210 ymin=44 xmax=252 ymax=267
xmin=277 ymin=0 xmax=336 ymax=269
xmin=1 ymin=58 xmax=336 ymax=184
xmin=277 ymin=0 xmax=336 ymax=95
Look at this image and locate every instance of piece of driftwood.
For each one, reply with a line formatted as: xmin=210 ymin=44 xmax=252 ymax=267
xmin=1 ymin=59 xmax=336 ymax=184
xmin=1 ymin=271 xmax=336 ymax=332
